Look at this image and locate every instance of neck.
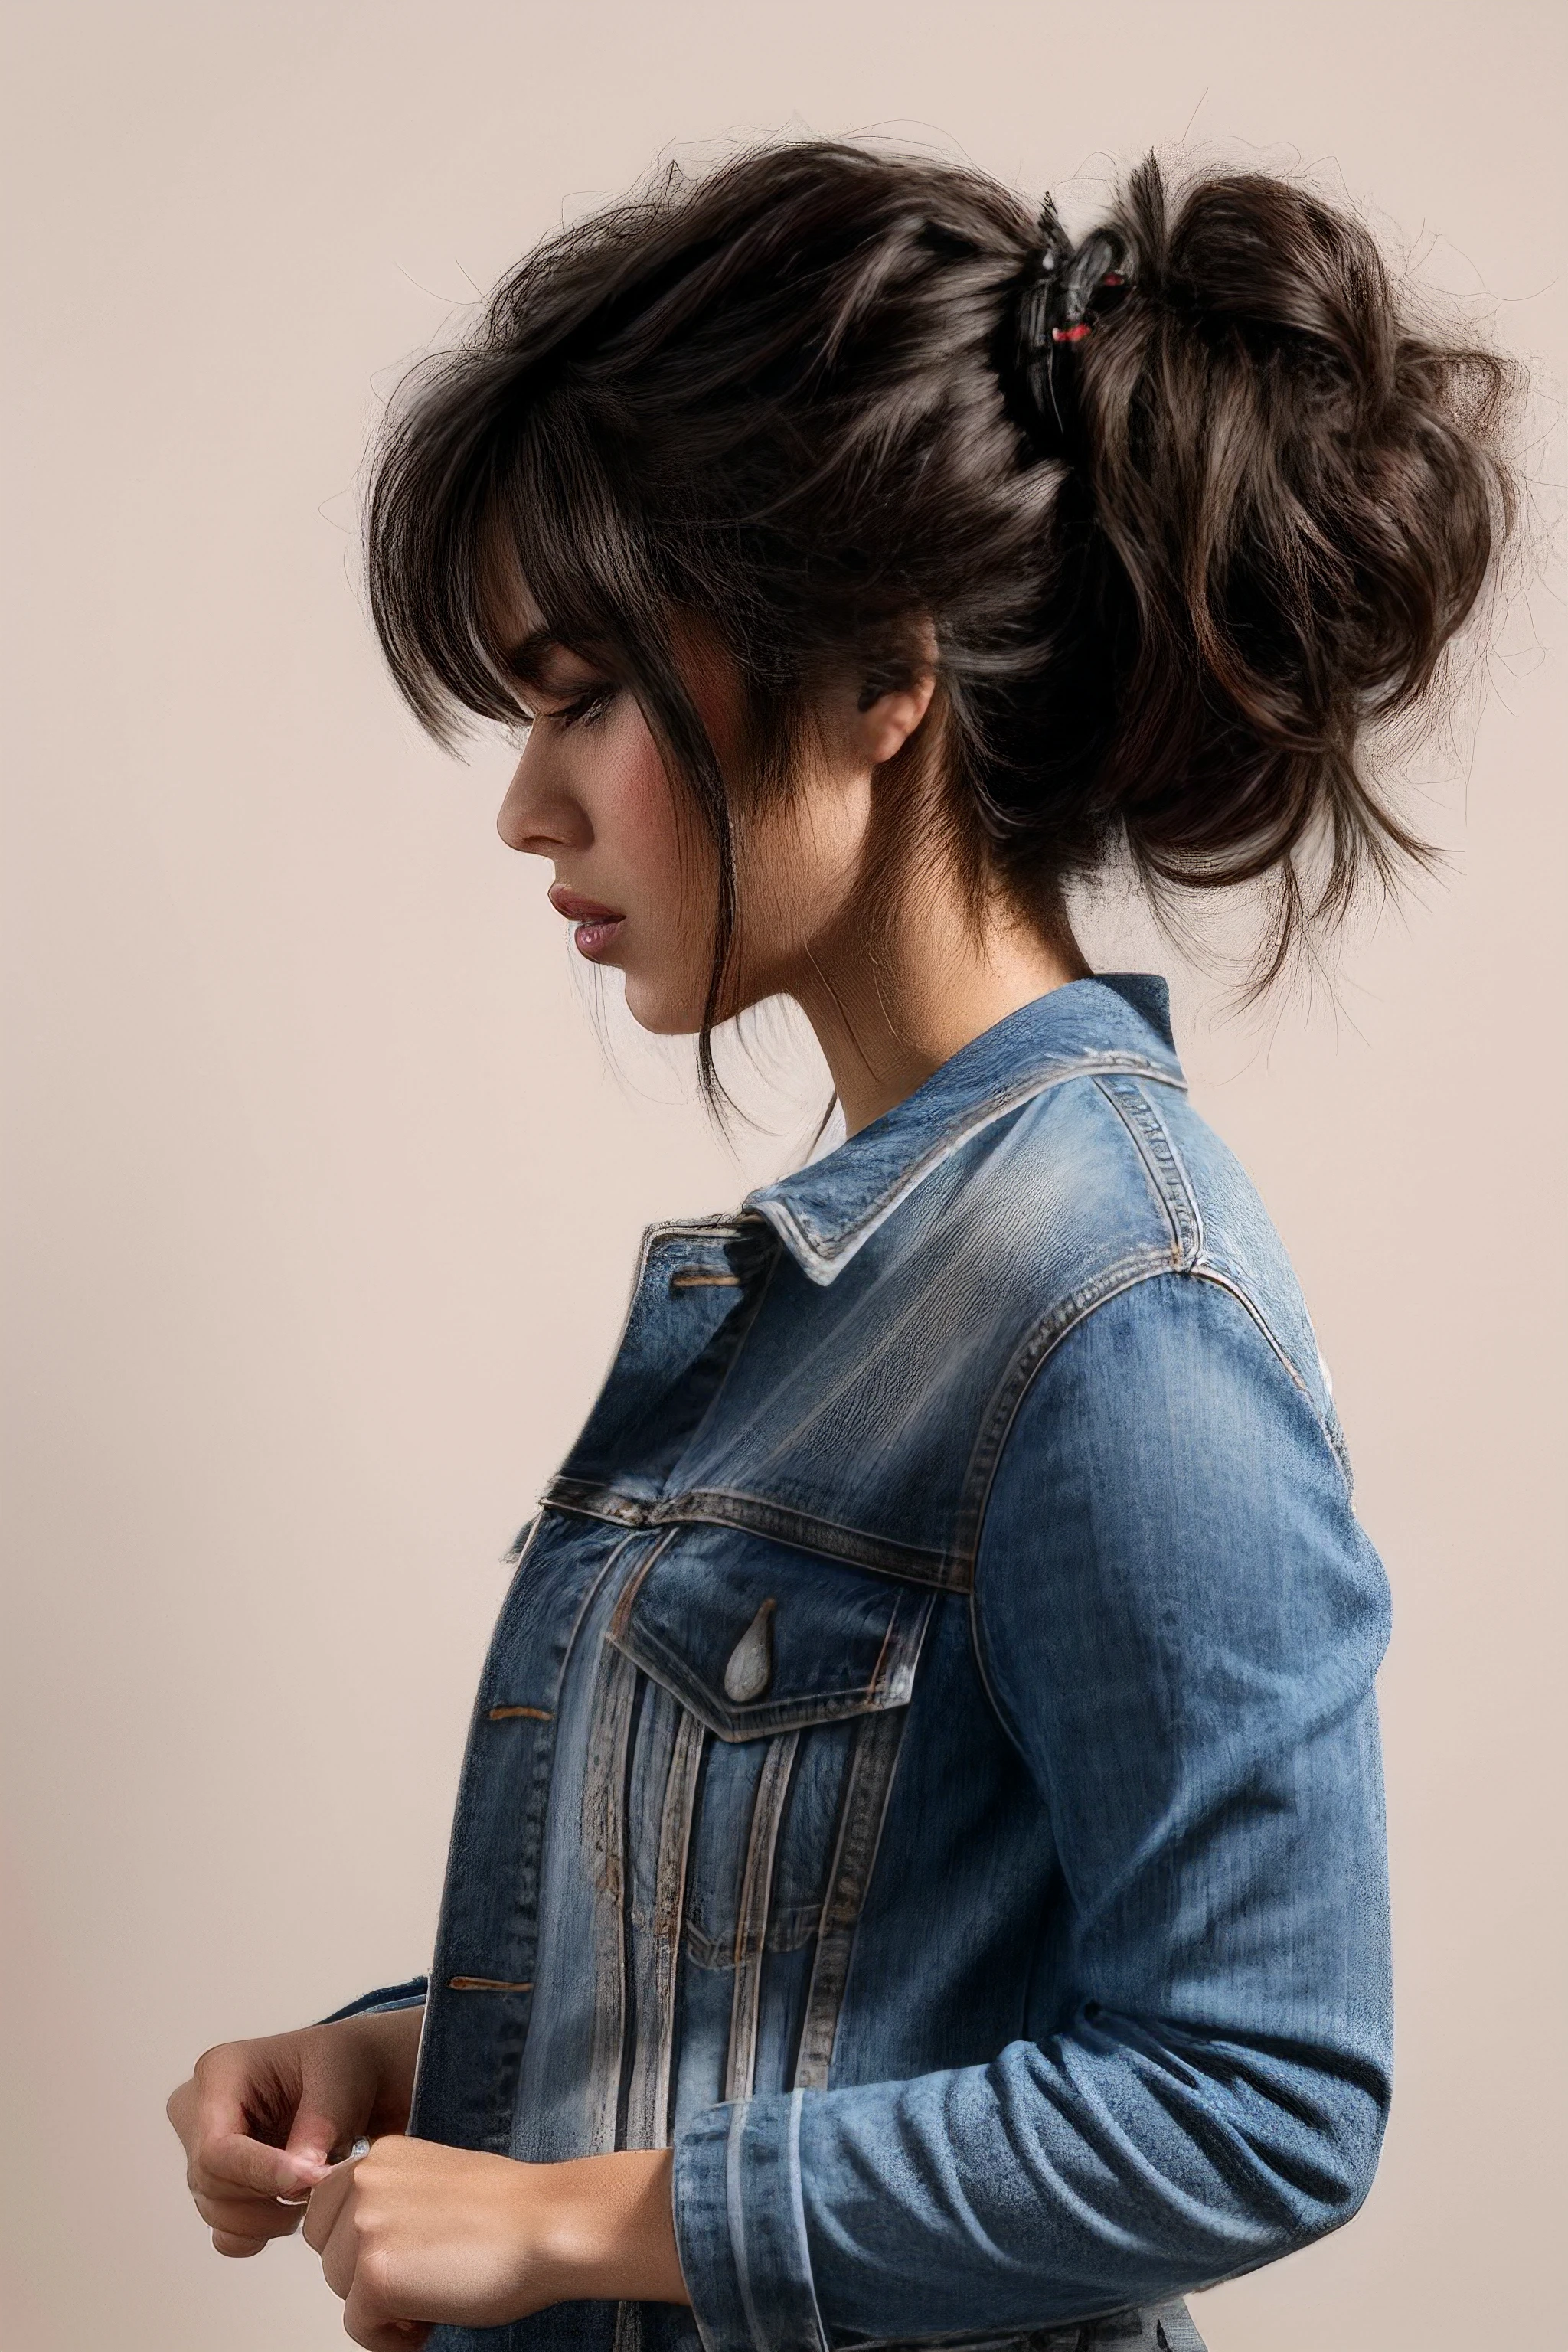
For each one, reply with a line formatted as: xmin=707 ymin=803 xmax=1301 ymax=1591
xmin=789 ymin=875 xmax=1088 ymax=1135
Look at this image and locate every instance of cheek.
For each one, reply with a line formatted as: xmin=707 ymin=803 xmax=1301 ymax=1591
xmin=611 ymin=738 xmax=688 ymax=892
xmin=593 ymin=717 xmax=712 ymax=926
xmin=580 ymin=714 xmax=717 ymax=1023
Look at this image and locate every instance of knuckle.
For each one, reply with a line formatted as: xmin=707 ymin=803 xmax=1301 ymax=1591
xmin=188 ymin=2148 xmax=232 ymax=2200
xmin=358 ymin=2245 xmax=394 ymax=2297
xmin=198 ymin=2193 xmax=296 ymax=2237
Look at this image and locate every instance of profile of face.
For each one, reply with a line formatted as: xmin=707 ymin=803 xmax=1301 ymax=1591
xmin=493 ymin=587 xmax=936 ymax=1035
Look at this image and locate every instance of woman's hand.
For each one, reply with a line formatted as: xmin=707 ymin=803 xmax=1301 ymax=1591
xmin=165 ymin=2007 xmax=425 ymax=2258
xmin=302 ymin=2137 xmax=688 ymax=2350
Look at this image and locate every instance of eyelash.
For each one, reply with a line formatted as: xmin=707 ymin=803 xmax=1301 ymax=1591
xmin=520 ymin=684 xmax=617 ymax=734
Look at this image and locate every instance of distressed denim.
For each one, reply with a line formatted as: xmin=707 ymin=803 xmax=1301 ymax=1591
xmin=332 ymin=976 xmax=1392 ymax=2352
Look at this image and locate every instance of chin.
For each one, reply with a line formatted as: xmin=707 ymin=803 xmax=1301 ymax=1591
xmin=621 ymin=975 xmax=706 ymax=1038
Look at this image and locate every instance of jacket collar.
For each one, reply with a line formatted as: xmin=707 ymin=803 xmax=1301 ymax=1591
xmin=746 ymin=974 xmax=1185 ymax=1286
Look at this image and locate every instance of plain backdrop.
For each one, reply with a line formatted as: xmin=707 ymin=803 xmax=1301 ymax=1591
xmin=4 ymin=5 xmax=1564 ymax=2348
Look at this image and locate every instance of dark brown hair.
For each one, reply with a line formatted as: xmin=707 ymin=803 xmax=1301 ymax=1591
xmin=366 ymin=139 xmax=1518 ymax=1080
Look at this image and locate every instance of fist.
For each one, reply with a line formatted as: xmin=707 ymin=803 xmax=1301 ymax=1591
xmin=302 ymin=2135 xmax=548 ymax=2348
xmin=300 ymin=2136 xmax=688 ymax=2347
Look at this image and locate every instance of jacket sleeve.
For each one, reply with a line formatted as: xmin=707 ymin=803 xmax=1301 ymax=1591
xmin=316 ymin=1977 xmax=429 ymax=2024
xmin=671 ymin=1271 xmax=1393 ymax=2352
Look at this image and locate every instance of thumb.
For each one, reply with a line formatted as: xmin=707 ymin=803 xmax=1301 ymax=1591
xmin=284 ymin=2104 xmax=344 ymax=2173
xmin=286 ymin=2053 xmax=374 ymax=2171
xmin=201 ymin=2132 xmax=329 ymax=2202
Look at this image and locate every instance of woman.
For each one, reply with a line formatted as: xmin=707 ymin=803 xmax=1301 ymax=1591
xmin=166 ymin=141 xmax=1515 ymax=2352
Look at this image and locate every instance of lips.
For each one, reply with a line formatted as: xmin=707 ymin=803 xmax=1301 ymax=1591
xmin=547 ymin=883 xmax=626 ymax=962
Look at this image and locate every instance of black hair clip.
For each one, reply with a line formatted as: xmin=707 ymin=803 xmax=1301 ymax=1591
xmin=1012 ymin=196 xmax=1132 ymax=452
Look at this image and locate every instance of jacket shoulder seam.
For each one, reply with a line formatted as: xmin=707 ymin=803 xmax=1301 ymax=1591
xmin=1092 ymin=1073 xmax=1204 ymax=1269
xmin=960 ymin=1257 xmax=1332 ymax=1762
xmin=959 ymin=1259 xmax=1181 ymax=1759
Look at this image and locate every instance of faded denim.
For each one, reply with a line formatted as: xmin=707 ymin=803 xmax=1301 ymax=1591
xmin=332 ymin=975 xmax=1392 ymax=2352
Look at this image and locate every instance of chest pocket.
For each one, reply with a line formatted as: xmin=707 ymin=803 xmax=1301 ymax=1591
xmin=606 ymin=1517 xmax=933 ymax=1739
xmin=600 ymin=1520 xmax=935 ymax=2102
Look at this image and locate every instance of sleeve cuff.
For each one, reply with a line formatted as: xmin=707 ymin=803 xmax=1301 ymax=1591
xmin=316 ymin=1975 xmax=430 ymax=2024
xmin=673 ymin=2091 xmax=829 ymax=2352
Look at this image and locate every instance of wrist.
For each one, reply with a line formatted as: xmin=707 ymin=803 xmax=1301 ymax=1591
xmin=329 ymin=2005 xmax=420 ymax=2068
xmin=327 ymin=2004 xmax=423 ymax=2126
xmin=531 ymin=2148 xmax=689 ymax=2307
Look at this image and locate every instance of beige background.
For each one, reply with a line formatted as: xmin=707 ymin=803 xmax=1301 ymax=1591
xmin=4 ymin=4 xmax=1564 ymax=2347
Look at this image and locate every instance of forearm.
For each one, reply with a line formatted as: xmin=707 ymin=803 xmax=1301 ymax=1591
xmin=533 ymin=2148 xmax=689 ymax=2307
xmin=299 ymin=2135 xmax=690 ymax=2331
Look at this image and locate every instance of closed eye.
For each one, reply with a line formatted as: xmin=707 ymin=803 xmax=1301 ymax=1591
xmin=552 ymin=684 xmax=617 ymax=731
xmin=514 ymin=684 xmax=617 ymax=733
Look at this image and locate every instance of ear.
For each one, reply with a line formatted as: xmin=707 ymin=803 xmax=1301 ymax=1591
xmin=848 ymin=622 xmax=940 ymax=767
xmin=851 ymin=670 xmax=938 ymax=766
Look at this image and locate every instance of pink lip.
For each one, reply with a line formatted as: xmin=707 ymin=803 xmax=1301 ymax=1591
xmin=548 ymin=884 xmax=626 ymax=962
xmin=571 ymin=917 xmax=624 ymax=962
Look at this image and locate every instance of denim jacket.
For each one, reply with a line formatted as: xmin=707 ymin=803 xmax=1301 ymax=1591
xmin=334 ymin=976 xmax=1393 ymax=2352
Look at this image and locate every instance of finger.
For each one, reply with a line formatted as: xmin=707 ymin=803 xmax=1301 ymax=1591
xmin=315 ymin=2201 xmax=363 ymax=2305
xmin=194 ymin=2131 xmax=328 ymax=2206
xmin=343 ymin=2269 xmax=431 ymax=2350
xmin=179 ymin=2035 xmax=304 ymax=2163
xmin=345 ymin=2318 xmax=430 ymax=2350
xmin=194 ymin=2190 xmax=304 ymax=2242
xmin=287 ymin=2104 xmax=351 ymax=2170
xmin=169 ymin=2066 xmax=248 ymax=2166
xmin=287 ymin=2042 xmax=374 ymax=2170
xmin=211 ymin=2228 xmax=270 ymax=2259
xmin=302 ymin=2155 xmax=360 ymax=2257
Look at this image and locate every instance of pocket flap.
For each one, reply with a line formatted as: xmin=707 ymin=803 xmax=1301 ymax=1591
xmin=607 ymin=1521 xmax=934 ymax=1742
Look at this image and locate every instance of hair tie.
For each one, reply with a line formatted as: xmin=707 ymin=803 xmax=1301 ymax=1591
xmin=1012 ymin=196 xmax=1132 ymax=452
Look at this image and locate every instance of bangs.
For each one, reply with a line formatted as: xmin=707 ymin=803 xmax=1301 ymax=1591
xmin=365 ymin=335 xmax=747 ymax=1101
xmin=365 ymin=354 xmax=675 ymax=748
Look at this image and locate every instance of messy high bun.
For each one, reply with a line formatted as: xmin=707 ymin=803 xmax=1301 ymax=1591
xmin=1003 ymin=158 xmax=1520 ymax=971
xmin=367 ymin=138 xmax=1521 ymax=1057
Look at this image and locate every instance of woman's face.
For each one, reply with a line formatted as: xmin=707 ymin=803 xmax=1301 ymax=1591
xmin=493 ymin=590 xmax=930 ymax=1036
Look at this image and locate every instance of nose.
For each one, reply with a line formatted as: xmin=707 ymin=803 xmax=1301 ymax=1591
xmin=495 ymin=737 xmax=587 ymax=858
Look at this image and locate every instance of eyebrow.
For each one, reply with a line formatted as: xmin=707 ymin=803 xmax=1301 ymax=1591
xmin=498 ymin=629 xmax=567 ymax=688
